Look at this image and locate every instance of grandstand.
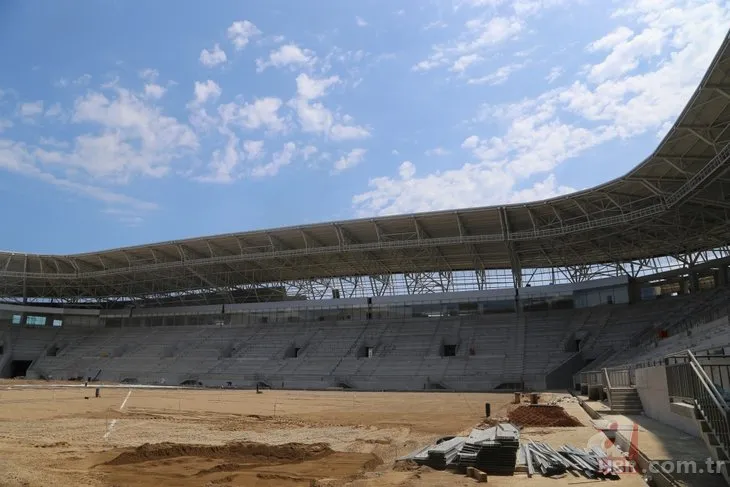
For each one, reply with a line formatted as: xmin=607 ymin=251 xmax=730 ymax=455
xmin=3 ymin=29 xmax=730 ymax=391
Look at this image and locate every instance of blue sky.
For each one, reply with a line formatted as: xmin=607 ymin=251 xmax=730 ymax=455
xmin=0 ymin=0 xmax=728 ymax=254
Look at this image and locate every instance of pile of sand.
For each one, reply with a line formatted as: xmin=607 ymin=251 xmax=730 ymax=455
xmin=507 ymin=405 xmax=583 ymax=427
xmin=104 ymin=441 xmax=334 ymax=466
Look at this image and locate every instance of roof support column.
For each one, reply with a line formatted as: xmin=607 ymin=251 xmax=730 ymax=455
xmin=499 ymin=207 xmax=522 ymax=289
xmin=22 ymin=254 xmax=28 ymax=304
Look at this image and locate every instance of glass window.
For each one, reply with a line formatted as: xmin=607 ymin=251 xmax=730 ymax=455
xmin=11 ymin=315 xmax=21 ymax=325
xmin=52 ymin=319 xmax=63 ymax=327
xmin=26 ymin=315 xmax=47 ymax=326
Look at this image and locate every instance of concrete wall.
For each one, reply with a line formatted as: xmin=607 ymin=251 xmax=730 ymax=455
xmin=574 ymin=284 xmax=630 ymax=308
xmin=635 ymin=365 xmax=700 ymax=437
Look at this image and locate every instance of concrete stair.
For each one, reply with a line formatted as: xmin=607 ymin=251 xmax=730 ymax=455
xmin=609 ymin=387 xmax=644 ymax=414
xmin=694 ymin=406 xmax=730 ymax=486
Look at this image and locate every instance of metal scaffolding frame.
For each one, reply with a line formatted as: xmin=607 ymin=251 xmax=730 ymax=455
xmin=3 ymin=31 xmax=730 ymax=307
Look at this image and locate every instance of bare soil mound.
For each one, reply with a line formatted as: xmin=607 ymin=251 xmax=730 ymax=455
xmin=507 ymin=405 xmax=583 ymax=427
xmin=104 ymin=441 xmax=333 ymax=466
xmin=393 ymin=459 xmax=421 ymax=472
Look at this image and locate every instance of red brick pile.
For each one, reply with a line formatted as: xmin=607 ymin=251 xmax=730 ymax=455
xmin=507 ymin=405 xmax=582 ymax=427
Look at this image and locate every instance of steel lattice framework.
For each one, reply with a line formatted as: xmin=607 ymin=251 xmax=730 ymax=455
xmin=3 ymin=32 xmax=730 ymax=306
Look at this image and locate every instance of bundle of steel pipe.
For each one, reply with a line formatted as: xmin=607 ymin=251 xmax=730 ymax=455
xmin=524 ymin=441 xmax=621 ymax=480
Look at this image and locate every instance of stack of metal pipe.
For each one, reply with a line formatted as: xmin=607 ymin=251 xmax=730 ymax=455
xmin=523 ymin=441 xmax=622 ymax=480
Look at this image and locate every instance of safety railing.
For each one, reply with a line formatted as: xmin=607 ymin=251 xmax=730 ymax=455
xmin=666 ymin=350 xmax=730 ymax=457
xmin=585 ymin=370 xmax=603 ymax=387
xmin=604 ymin=366 xmax=635 ymax=388
xmin=693 ymin=353 xmax=730 ymax=393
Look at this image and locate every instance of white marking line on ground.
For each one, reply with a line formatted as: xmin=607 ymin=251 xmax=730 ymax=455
xmin=103 ymin=389 xmax=132 ymax=440
xmin=119 ymin=389 xmax=132 ymax=410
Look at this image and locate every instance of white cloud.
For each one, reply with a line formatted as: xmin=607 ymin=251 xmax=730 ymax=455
xmin=0 ymin=139 xmax=158 ymax=211
xmin=0 ymin=119 xmax=13 ymax=132
xmin=587 ymin=26 xmax=634 ymax=52
xmin=353 ymin=161 xmax=575 ymax=216
xmin=414 ymin=16 xmax=522 ymax=72
xmin=19 ymin=100 xmax=44 ymax=118
xmin=416 ymin=0 xmax=580 ymax=73
xmin=301 ymin=145 xmax=318 ymax=160
xmin=73 ymin=74 xmax=92 ymax=85
xmin=456 ymin=0 xmax=507 ymax=7
xmin=585 ymin=27 xmax=665 ymax=82
xmin=68 ymin=88 xmax=198 ymax=181
xmin=545 ymin=66 xmax=563 ymax=83
xmin=44 ymin=102 xmax=63 ymax=118
xmin=468 ymin=62 xmax=524 ymax=84
xmin=227 ymin=20 xmax=261 ymax=50
xmin=144 ymin=83 xmax=167 ymax=99
xmin=330 ymin=125 xmax=371 ymax=140
xmin=425 ymin=147 xmax=450 ymax=156
xmin=334 ymin=148 xmax=366 ymax=173
xmin=191 ymin=80 xmax=221 ymax=105
xmin=296 ymin=73 xmax=340 ymax=100
xmin=356 ymin=16 xmax=368 ymax=27
xmin=218 ymin=97 xmax=287 ymax=133
xmin=38 ymin=136 xmax=69 ymax=149
xmin=461 ymin=135 xmax=479 ymax=149
xmin=252 ymin=141 xmax=297 ymax=177
xmin=291 ymin=74 xmax=370 ymax=141
xmin=139 ymin=68 xmax=159 ymax=81
xmin=243 ymin=139 xmax=265 ymax=160
xmin=424 ymin=20 xmax=448 ymax=30
xmin=256 ymin=44 xmax=316 ymax=72
xmin=399 ymin=161 xmax=416 ymax=179
xmin=199 ymin=44 xmax=227 ymax=67
xmin=197 ymin=132 xmax=241 ymax=183
xmin=451 ymin=54 xmax=483 ymax=72
xmin=353 ymin=0 xmax=729 ymax=216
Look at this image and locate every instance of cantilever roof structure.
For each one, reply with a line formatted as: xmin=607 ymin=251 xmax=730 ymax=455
xmin=3 ymin=32 xmax=730 ymax=304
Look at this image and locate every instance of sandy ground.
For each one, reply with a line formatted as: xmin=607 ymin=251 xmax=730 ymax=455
xmin=0 ymin=383 xmax=647 ymax=486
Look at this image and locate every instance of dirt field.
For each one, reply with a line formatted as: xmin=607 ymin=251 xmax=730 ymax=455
xmin=0 ymin=383 xmax=647 ymax=486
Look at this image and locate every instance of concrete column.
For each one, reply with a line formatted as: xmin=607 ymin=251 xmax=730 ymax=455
xmin=716 ymin=266 xmax=728 ymax=288
xmin=627 ymin=278 xmax=642 ymax=304
xmin=680 ymin=279 xmax=689 ymax=295
xmin=690 ymin=271 xmax=700 ymax=293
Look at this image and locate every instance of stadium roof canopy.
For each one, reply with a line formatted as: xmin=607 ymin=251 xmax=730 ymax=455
xmin=3 ymin=32 xmax=730 ymax=304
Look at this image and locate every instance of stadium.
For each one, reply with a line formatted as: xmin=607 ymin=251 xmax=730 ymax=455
xmin=2 ymin=25 xmax=730 ymax=487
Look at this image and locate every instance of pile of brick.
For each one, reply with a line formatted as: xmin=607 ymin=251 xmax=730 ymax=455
xmin=507 ymin=405 xmax=582 ymax=427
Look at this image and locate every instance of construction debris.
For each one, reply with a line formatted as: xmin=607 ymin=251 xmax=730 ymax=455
xmin=459 ymin=424 xmax=520 ymax=475
xmin=398 ymin=423 xmax=520 ymax=475
xmin=466 ymin=466 xmax=488 ymax=482
xmin=426 ymin=436 xmax=465 ymax=470
xmin=397 ymin=423 xmax=621 ymax=481
xmin=523 ymin=441 xmax=621 ymax=480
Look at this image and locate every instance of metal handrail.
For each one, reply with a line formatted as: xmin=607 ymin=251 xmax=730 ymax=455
xmin=688 ymin=350 xmax=730 ymax=412
xmin=666 ymin=349 xmax=730 ymax=459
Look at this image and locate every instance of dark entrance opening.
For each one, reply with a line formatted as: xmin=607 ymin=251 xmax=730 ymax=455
xmin=10 ymin=360 xmax=32 ymax=378
xmin=443 ymin=344 xmax=457 ymax=357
